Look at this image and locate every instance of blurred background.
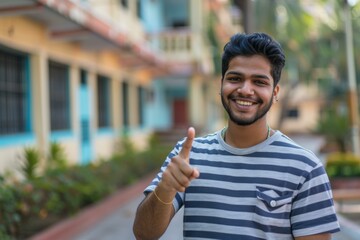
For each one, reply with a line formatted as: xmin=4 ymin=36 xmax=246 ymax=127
xmin=0 ymin=0 xmax=360 ymax=239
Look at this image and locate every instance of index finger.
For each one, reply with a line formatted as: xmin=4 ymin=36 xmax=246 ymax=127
xmin=179 ymin=127 xmax=195 ymax=160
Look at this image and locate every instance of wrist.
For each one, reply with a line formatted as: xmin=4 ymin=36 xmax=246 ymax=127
xmin=154 ymin=182 xmax=177 ymax=204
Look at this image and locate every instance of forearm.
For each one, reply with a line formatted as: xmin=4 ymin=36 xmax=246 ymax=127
xmin=133 ymin=185 xmax=176 ymax=240
xmin=295 ymin=233 xmax=331 ymax=240
xmin=134 ymin=129 xmax=199 ymax=239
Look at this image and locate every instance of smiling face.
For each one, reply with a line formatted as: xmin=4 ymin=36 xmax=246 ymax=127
xmin=221 ymin=55 xmax=279 ymax=126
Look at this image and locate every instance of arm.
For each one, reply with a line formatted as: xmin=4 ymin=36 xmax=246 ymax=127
xmin=133 ymin=127 xmax=200 ymax=240
xmin=295 ymin=233 xmax=331 ymax=240
xmin=133 ymin=184 xmax=176 ymax=240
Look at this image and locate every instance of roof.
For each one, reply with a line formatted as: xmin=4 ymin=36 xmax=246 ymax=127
xmin=0 ymin=0 xmax=166 ymax=72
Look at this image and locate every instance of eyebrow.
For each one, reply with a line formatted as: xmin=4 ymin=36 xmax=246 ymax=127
xmin=225 ymin=71 xmax=271 ymax=81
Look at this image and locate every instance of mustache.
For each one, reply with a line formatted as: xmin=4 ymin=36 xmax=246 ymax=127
xmin=219 ymin=90 xmax=251 ymax=99
xmin=226 ymin=93 xmax=262 ymax=104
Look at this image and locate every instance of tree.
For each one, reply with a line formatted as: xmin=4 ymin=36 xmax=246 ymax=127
xmin=252 ymin=0 xmax=359 ymax=134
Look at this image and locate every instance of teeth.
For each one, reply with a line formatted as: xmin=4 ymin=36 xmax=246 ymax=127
xmin=236 ymin=100 xmax=253 ymax=106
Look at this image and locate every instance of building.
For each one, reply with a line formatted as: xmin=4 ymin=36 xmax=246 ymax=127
xmin=0 ymin=0 xmax=239 ymax=175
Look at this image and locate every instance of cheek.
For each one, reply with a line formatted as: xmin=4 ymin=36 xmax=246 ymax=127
xmin=221 ymin=83 xmax=234 ymax=95
xmin=263 ymin=91 xmax=274 ymax=101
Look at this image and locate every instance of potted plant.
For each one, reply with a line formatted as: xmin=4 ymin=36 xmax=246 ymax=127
xmin=325 ymin=152 xmax=360 ymax=189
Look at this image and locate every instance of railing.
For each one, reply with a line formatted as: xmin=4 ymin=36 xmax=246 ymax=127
xmin=147 ymin=28 xmax=214 ymax=75
xmin=147 ymin=28 xmax=197 ymax=62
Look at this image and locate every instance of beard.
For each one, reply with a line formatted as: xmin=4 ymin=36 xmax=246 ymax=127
xmin=221 ymin=91 xmax=273 ymax=126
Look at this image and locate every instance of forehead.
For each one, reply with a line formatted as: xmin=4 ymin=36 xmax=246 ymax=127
xmin=226 ymin=55 xmax=272 ymax=76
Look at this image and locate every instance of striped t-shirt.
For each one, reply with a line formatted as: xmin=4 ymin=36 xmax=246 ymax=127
xmin=145 ymin=130 xmax=340 ymax=239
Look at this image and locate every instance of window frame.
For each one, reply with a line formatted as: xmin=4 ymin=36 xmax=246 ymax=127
xmin=137 ymin=85 xmax=145 ymax=127
xmin=48 ymin=60 xmax=71 ymax=133
xmin=121 ymin=81 xmax=129 ymax=129
xmin=97 ymin=74 xmax=112 ymax=130
xmin=0 ymin=47 xmax=34 ymax=146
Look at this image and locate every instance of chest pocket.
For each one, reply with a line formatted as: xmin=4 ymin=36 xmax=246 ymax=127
xmin=252 ymin=186 xmax=293 ymax=227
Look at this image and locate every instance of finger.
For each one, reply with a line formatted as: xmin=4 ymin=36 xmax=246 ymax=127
xmin=190 ymin=168 xmax=200 ymax=181
xmin=171 ymin=155 xmax=194 ymax=178
xmin=172 ymin=170 xmax=192 ymax=191
xmin=179 ymin=127 xmax=195 ymax=160
xmin=160 ymin=170 xmax=186 ymax=192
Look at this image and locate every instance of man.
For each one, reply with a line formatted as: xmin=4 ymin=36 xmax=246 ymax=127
xmin=133 ymin=32 xmax=340 ymax=239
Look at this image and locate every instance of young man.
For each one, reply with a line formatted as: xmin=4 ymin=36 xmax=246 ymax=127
xmin=133 ymin=32 xmax=340 ymax=239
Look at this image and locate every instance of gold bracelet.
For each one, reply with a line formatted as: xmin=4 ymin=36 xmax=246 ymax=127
xmin=153 ymin=187 xmax=173 ymax=205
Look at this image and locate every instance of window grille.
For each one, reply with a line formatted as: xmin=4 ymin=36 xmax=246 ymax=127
xmin=97 ymin=75 xmax=111 ymax=128
xmin=48 ymin=61 xmax=70 ymax=131
xmin=122 ymin=81 xmax=129 ymax=128
xmin=0 ymin=49 xmax=28 ymax=135
xmin=137 ymin=86 xmax=144 ymax=126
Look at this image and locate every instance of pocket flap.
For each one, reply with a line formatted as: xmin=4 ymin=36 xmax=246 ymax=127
xmin=256 ymin=186 xmax=293 ymax=208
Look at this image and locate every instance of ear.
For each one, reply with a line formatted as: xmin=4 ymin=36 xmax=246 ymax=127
xmin=273 ymin=85 xmax=280 ymax=103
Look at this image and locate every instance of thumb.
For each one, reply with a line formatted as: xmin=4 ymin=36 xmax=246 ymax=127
xmin=179 ymin=127 xmax=195 ymax=161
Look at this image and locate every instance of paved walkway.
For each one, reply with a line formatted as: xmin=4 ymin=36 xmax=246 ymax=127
xmin=31 ymin=134 xmax=360 ymax=240
xmin=72 ymin=194 xmax=183 ymax=240
xmin=70 ymin=193 xmax=360 ymax=240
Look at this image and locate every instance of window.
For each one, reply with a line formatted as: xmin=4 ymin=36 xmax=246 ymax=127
xmin=136 ymin=0 xmax=142 ymax=18
xmin=48 ymin=61 xmax=70 ymax=131
xmin=0 ymin=48 xmax=30 ymax=135
xmin=120 ymin=0 xmax=128 ymax=8
xmin=97 ymin=75 xmax=111 ymax=128
xmin=163 ymin=0 xmax=189 ymax=28
xmin=286 ymin=108 xmax=299 ymax=118
xmin=137 ymin=86 xmax=144 ymax=126
xmin=122 ymin=81 xmax=129 ymax=128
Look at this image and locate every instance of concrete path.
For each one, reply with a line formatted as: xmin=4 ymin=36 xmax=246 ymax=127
xmin=71 ymin=192 xmax=359 ymax=240
xmin=72 ymin=134 xmax=359 ymax=240
xmin=72 ymin=194 xmax=184 ymax=240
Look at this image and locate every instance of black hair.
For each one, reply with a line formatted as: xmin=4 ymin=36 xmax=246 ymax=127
xmin=221 ymin=32 xmax=285 ymax=86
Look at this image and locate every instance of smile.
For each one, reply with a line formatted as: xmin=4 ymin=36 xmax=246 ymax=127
xmin=235 ymin=100 xmax=254 ymax=106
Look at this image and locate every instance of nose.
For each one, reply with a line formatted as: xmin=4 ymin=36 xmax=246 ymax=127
xmin=236 ymin=80 xmax=254 ymax=95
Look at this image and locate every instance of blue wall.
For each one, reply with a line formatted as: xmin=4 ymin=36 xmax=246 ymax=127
xmin=140 ymin=0 xmax=189 ymax=31
xmin=163 ymin=0 xmax=189 ymax=27
xmin=140 ymin=0 xmax=189 ymax=130
xmin=145 ymin=79 xmax=171 ymax=129
xmin=140 ymin=0 xmax=164 ymax=32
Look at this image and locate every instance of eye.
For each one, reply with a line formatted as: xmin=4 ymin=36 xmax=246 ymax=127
xmin=254 ymin=79 xmax=268 ymax=86
xmin=227 ymin=77 xmax=241 ymax=82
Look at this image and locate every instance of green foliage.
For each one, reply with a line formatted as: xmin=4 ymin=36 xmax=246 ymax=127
xmin=252 ymin=0 xmax=360 ymax=131
xmin=110 ymin=134 xmax=171 ymax=184
xmin=206 ymin=10 xmax=222 ymax=75
xmin=47 ymin=142 xmax=68 ymax=170
xmin=317 ymin=108 xmax=349 ymax=152
xmin=326 ymin=152 xmax=360 ymax=178
xmin=0 ymin=135 xmax=172 ymax=239
xmin=0 ymin=176 xmax=21 ymax=239
xmin=20 ymin=147 xmax=41 ymax=180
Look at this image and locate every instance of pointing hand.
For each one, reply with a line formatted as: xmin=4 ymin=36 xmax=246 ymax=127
xmin=159 ymin=127 xmax=200 ymax=193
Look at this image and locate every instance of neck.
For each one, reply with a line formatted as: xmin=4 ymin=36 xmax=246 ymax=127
xmin=223 ymin=121 xmax=272 ymax=148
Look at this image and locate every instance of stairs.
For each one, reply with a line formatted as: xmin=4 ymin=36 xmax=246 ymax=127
xmin=154 ymin=128 xmax=189 ymax=147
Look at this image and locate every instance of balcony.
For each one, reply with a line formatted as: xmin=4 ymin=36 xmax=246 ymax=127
xmin=147 ymin=28 xmax=213 ymax=75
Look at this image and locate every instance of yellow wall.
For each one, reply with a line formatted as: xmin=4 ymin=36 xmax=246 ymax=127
xmin=281 ymin=101 xmax=322 ymax=134
xmin=0 ymin=16 xmax=152 ymax=174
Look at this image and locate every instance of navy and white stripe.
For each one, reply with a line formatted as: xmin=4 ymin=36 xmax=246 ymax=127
xmin=145 ymin=130 xmax=340 ymax=239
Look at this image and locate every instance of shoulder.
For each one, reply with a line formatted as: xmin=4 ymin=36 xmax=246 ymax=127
xmin=270 ymin=132 xmax=323 ymax=168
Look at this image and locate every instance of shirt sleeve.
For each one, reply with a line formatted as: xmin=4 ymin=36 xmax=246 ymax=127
xmin=290 ymin=162 xmax=341 ymax=237
xmin=144 ymin=140 xmax=185 ymax=212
